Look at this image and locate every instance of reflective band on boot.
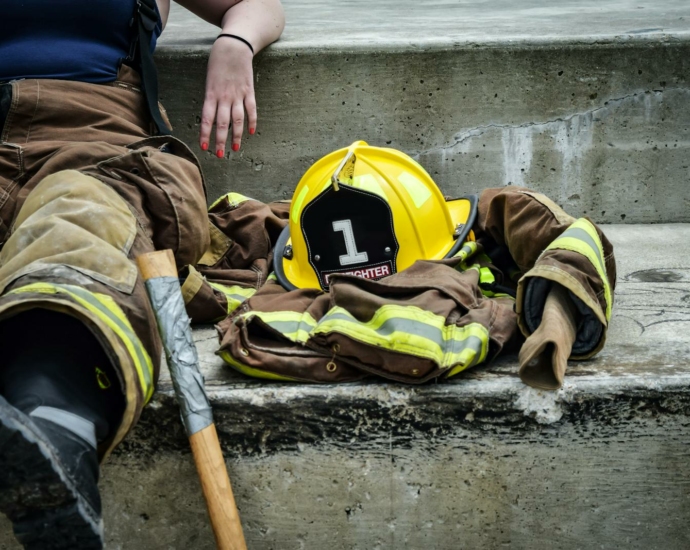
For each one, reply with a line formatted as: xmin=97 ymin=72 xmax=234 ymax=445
xmin=30 ymin=406 xmax=97 ymax=449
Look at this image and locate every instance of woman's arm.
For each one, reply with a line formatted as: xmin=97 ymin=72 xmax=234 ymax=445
xmin=174 ymin=0 xmax=285 ymax=155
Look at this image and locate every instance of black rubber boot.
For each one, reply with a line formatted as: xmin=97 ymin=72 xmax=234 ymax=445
xmin=0 ymin=309 xmax=125 ymax=549
xmin=0 ymin=395 xmax=103 ymax=549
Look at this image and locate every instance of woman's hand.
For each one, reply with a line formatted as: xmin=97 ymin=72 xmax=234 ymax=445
xmin=199 ymin=36 xmax=256 ymax=157
xmin=175 ymin=0 xmax=284 ymax=155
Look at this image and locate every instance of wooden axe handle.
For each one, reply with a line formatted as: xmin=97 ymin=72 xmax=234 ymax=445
xmin=189 ymin=424 xmax=246 ymax=550
xmin=137 ymin=250 xmax=247 ymax=550
xmin=137 ymin=249 xmax=177 ymax=279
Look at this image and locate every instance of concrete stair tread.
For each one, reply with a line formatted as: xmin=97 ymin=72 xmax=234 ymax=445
xmin=157 ymin=223 xmax=690 ymax=407
xmin=160 ymin=0 xmax=690 ymax=52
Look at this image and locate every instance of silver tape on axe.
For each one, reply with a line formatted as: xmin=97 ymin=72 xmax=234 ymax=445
xmin=145 ymin=277 xmax=213 ymax=436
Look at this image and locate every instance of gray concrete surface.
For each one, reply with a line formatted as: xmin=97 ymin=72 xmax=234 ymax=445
xmin=155 ymin=1 xmax=690 ymax=224
xmin=2 ymin=223 xmax=688 ymax=549
xmin=159 ymin=0 xmax=690 ymax=51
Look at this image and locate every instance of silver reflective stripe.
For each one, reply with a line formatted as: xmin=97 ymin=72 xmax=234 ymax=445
xmin=262 ymin=319 xmax=306 ymax=334
xmin=30 ymin=406 xmax=97 ymax=449
xmin=556 ymin=226 xmax=605 ymax=269
xmin=319 ymin=311 xmax=485 ymax=367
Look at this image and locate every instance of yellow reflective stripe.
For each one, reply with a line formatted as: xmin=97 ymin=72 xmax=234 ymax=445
xmin=460 ymin=263 xmax=492 ymax=282
xmin=266 ymin=272 xmax=278 ymax=283
xmin=479 ymin=266 xmax=495 ymax=285
xmin=63 ymin=286 xmax=154 ymax=403
xmin=398 ymin=171 xmax=432 ymax=208
xmin=458 ymin=265 xmax=500 ymax=297
xmin=240 ymin=310 xmax=318 ymax=344
xmin=95 ymin=367 xmax=111 ymax=390
xmin=446 ymin=347 xmax=485 ymax=377
xmin=8 ymin=283 xmax=155 ymax=402
xmin=453 ymin=241 xmax=478 ymax=262
xmin=314 ymin=305 xmax=489 ymax=370
xmin=7 ymin=282 xmax=56 ymax=296
xmin=218 ymin=350 xmax=300 ymax=382
xmin=208 ymin=281 xmax=256 ymax=314
xmin=209 ymin=192 xmax=252 ymax=211
xmin=352 ymin=174 xmax=386 ymax=199
xmin=291 ymin=185 xmax=310 ymax=223
xmin=545 ymin=218 xmax=612 ymax=321
xmin=209 ymin=282 xmax=255 ymax=300
xmin=236 ymin=302 xmax=490 ymax=375
xmin=480 ymin=289 xmax=514 ymax=299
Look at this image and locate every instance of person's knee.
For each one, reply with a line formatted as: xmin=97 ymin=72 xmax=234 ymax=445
xmin=0 ymin=170 xmax=138 ymax=294
xmin=16 ymin=170 xmax=132 ymax=227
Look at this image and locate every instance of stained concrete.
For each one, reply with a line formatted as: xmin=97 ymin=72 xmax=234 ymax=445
xmin=1 ymin=224 xmax=688 ymax=549
xmin=155 ymin=1 xmax=690 ymax=224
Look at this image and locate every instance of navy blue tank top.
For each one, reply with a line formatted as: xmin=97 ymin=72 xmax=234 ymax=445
xmin=0 ymin=0 xmax=162 ymax=83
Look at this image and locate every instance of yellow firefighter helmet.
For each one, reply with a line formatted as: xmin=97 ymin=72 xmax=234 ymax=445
xmin=275 ymin=141 xmax=477 ymax=290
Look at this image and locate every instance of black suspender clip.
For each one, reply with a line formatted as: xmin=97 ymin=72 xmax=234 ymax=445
xmin=132 ymin=0 xmax=172 ymax=136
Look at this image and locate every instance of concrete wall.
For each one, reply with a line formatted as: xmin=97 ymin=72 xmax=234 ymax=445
xmin=158 ymin=42 xmax=690 ymax=224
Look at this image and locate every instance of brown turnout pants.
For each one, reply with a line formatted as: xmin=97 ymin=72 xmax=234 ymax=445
xmin=0 ymin=67 xmax=209 ymax=456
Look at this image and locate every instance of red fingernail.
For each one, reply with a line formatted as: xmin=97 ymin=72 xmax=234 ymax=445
xmin=232 ymin=143 xmax=240 ymax=152
xmin=216 ymin=150 xmax=224 ymax=158
xmin=201 ymin=142 xmax=208 ymax=151
xmin=249 ymin=128 xmax=255 ymax=135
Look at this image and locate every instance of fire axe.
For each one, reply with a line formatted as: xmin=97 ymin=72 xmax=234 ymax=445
xmin=137 ymin=250 xmax=247 ymax=550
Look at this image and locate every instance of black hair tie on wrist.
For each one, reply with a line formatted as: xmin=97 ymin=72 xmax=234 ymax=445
xmin=216 ymin=33 xmax=255 ymax=55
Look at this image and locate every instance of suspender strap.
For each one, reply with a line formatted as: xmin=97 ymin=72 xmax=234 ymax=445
xmin=134 ymin=0 xmax=171 ymax=135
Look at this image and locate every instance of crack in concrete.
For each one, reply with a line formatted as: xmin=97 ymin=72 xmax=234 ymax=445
xmin=410 ymin=86 xmax=690 ymax=158
xmin=193 ymin=333 xmax=219 ymax=344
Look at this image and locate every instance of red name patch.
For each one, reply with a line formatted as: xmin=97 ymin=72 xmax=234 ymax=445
xmin=323 ymin=263 xmax=392 ymax=285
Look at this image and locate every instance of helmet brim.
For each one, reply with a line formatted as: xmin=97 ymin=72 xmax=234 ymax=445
xmin=443 ymin=194 xmax=479 ymax=258
xmin=274 ymin=225 xmax=298 ymax=291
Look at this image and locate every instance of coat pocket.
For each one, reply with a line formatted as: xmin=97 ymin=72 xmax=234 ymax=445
xmin=95 ymin=136 xmax=210 ymax=267
xmin=0 ymin=170 xmax=138 ymax=295
xmin=0 ymin=143 xmax=24 ymax=246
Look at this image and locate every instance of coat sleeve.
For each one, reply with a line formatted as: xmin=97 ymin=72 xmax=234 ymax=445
xmin=179 ymin=193 xmax=289 ymax=323
xmin=475 ymin=186 xmax=616 ymax=359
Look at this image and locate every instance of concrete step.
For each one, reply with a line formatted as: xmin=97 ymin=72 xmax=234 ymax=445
xmin=2 ymin=223 xmax=687 ymax=549
xmin=156 ymin=0 xmax=690 ymax=224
